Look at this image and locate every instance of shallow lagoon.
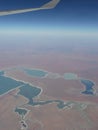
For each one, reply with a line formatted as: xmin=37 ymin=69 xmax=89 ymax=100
xmin=18 ymin=84 xmax=41 ymax=104
xmin=0 ymin=71 xmax=68 ymax=109
xmin=15 ymin=107 xmax=28 ymax=117
xmin=81 ymin=79 xmax=95 ymax=95
xmin=0 ymin=71 xmax=23 ymax=96
xmin=0 ymin=70 xmax=96 ymax=111
xmin=18 ymin=84 xmax=71 ymax=109
xmin=0 ymin=71 xmax=4 ymax=76
xmin=63 ymin=72 xmax=95 ymax=95
xmin=64 ymin=73 xmax=78 ymax=80
xmin=23 ymin=68 xmax=48 ymax=78
xmin=28 ymin=99 xmax=70 ymax=109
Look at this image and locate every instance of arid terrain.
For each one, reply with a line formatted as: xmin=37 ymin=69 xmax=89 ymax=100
xmin=0 ymin=41 xmax=98 ymax=130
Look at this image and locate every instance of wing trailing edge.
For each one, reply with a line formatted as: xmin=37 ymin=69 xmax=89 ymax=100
xmin=0 ymin=0 xmax=61 ymax=16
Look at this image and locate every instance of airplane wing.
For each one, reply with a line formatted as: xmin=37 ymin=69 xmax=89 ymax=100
xmin=0 ymin=0 xmax=60 ymax=16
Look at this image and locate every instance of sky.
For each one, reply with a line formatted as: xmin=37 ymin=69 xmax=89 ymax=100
xmin=0 ymin=0 xmax=98 ymax=37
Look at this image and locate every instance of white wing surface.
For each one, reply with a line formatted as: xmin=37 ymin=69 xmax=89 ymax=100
xmin=0 ymin=0 xmax=61 ymax=16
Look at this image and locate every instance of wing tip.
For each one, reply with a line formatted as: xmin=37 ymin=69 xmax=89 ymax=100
xmin=41 ymin=0 xmax=61 ymax=9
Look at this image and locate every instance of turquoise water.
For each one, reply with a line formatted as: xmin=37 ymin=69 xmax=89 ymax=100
xmin=0 ymin=71 xmax=4 ymax=76
xmin=63 ymin=73 xmax=95 ymax=95
xmin=0 ymin=71 xmax=67 ymax=109
xmin=23 ymin=69 xmax=48 ymax=78
xmin=18 ymin=84 xmax=41 ymax=104
xmin=28 ymin=100 xmax=70 ymax=109
xmin=64 ymin=73 xmax=78 ymax=80
xmin=0 ymin=70 xmax=95 ymax=110
xmin=18 ymin=84 xmax=69 ymax=109
xmin=0 ymin=73 xmax=23 ymax=95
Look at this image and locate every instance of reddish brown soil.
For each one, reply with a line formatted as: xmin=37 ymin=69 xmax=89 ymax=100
xmin=0 ymin=42 xmax=98 ymax=130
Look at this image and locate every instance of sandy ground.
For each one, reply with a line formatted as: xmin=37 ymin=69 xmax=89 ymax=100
xmin=0 ymin=42 xmax=98 ymax=130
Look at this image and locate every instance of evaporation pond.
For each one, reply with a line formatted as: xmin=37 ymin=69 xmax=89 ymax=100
xmin=23 ymin=69 xmax=48 ymax=78
xmin=18 ymin=84 xmax=41 ymax=103
xmin=0 ymin=73 xmax=23 ymax=95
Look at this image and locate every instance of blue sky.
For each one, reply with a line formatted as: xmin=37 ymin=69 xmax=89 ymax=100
xmin=0 ymin=0 xmax=98 ymax=35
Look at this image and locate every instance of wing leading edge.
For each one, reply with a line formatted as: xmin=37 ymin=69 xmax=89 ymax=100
xmin=0 ymin=0 xmax=61 ymax=16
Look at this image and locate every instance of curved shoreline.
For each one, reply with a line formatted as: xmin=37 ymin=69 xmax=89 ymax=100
xmin=0 ymin=69 xmax=97 ymax=110
xmin=79 ymin=78 xmax=96 ymax=95
xmin=14 ymin=107 xmax=30 ymax=119
xmin=22 ymin=67 xmax=49 ymax=79
xmin=0 ymin=71 xmax=43 ymax=99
